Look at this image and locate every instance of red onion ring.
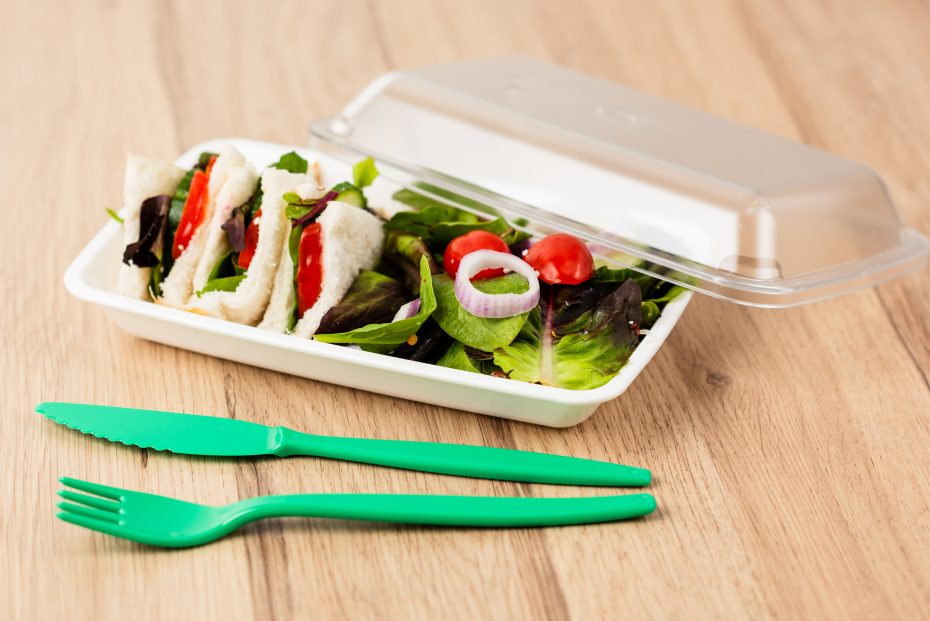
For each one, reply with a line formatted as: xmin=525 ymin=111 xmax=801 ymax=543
xmin=454 ymin=250 xmax=540 ymax=318
xmin=392 ymin=298 xmax=421 ymax=322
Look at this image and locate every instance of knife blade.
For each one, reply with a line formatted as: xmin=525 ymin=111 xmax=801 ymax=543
xmin=38 ymin=402 xmax=651 ymax=487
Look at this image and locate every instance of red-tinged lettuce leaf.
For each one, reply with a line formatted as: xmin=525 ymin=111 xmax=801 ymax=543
xmin=390 ymin=318 xmax=452 ymax=363
xmin=493 ymin=280 xmax=642 ymax=390
xmin=122 ymin=195 xmax=170 ymax=268
xmin=317 ymin=271 xmax=408 ymax=335
xmin=314 ymin=257 xmax=436 ymax=351
xmin=221 ymin=207 xmax=246 ymax=252
xmin=384 ymin=231 xmax=441 ymax=294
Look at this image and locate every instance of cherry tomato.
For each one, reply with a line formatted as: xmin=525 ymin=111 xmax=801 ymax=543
xmin=443 ymin=230 xmax=509 ymax=279
xmin=523 ymin=233 xmax=595 ymax=285
xmin=237 ymin=208 xmax=261 ymax=269
xmin=296 ymin=222 xmax=324 ymax=316
xmin=172 ymin=155 xmax=217 ymax=260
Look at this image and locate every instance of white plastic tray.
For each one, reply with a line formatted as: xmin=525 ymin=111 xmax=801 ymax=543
xmin=64 ymin=138 xmax=691 ymax=427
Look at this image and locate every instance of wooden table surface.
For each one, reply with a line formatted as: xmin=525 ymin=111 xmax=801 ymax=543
xmin=3 ymin=1 xmax=929 ymax=619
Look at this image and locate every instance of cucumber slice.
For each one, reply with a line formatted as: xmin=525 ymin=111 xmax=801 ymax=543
xmin=331 ymin=181 xmax=366 ymax=208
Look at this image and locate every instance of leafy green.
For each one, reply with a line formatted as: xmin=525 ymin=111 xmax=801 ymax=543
xmin=197 ymin=275 xmax=245 ymax=296
xmin=197 ymin=251 xmax=246 ymax=296
xmin=271 ymin=151 xmax=309 ymax=174
xmin=389 ymin=319 xmax=452 ymax=363
xmin=148 ymin=264 xmax=163 ymax=299
xmin=286 ymin=225 xmax=302 ymax=333
xmin=431 ymin=273 xmax=530 ymax=351
xmin=284 ymin=193 xmax=315 ymax=221
xmin=317 ymin=271 xmax=407 ymax=335
xmin=436 ymin=342 xmax=502 ymax=375
xmin=595 ymin=264 xmax=690 ymax=303
xmin=352 ymin=157 xmax=379 ymax=189
xmin=387 ymin=191 xmax=531 ymax=249
xmin=493 ymin=281 xmax=643 ymax=390
xmin=405 ymin=183 xmax=501 ymax=218
xmin=593 ymin=265 xmax=648 ymax=285
xmin=645 ymin=285 xmax=686 ymax=306
xmin=122 ymin=195 xmax=169 ymax=268
xmin=106 ymin=208 xmax=124 ymax=225
xmin=314 ymin=257 xmax=436 ymax=352
xmin=384 ymin=231 xmax=441 ymax=294
xmin=640 ymin=301 xmax=660 ymax=329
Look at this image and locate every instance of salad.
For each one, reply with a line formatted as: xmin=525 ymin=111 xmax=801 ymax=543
xmin=114 ymin=146 xmax=684 ymax=391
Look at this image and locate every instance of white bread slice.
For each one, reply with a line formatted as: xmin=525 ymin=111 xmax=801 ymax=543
xmin=187 ymin=168 xmax=309 ymax=325
xmin=117 ymin=156 xmax=185 ymax=300
xmin=259 ymin=200 xmax=385 ymax=337
xmin=159 ymin=146 xmax=253 ymax=307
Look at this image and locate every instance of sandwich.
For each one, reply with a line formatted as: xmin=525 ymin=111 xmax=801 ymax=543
xmin=187 ymin=158 xmax=311 ymax=325
xmin=119 ymin=147 xmax=248 ymax=305
xmin=259 ymin=159 xmax=384 ymax=337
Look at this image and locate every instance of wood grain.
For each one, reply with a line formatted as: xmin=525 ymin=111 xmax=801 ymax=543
xmin=2 ymin=0 xmax=929 ymax=619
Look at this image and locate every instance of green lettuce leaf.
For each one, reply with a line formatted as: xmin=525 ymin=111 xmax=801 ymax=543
xmin=352 ymin=157 xmax=379 ymax=188
xmin=317 ymin=271 xmax=407 ymax=335
xmin=286 ymin=225 xmax=302 ymax=333
xmin=432 ymin=273 xmax=530 ymax=351
xmin=314 ymin=256 xmax=436 ymax=351
xmin=272 ymin=151 xmax=309 ymax=174
xmin=387 ymin=191 xmax=530 ymax=249
xmin=494 ymin=281 xmax=642 ymax=390
xmin=436 ymin=342 xmax=503 ymax=375
xmin=198 ymin=275 xmax=245 ymax=296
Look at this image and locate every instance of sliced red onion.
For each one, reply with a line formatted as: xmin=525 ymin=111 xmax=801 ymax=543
xmin=454 ymin=250 xmax=540 ymax=318
xmin=392 ymin=298 xmax=421 ymax=322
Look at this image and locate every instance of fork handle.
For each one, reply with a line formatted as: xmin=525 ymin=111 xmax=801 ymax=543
xmin=233 ymin=493 xmax=657 ymax=527
xmin=271 ymin=428 xmax=651 ymax=487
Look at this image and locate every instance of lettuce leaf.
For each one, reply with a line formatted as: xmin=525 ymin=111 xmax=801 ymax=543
xmin=353 ymin=157 xmax=379 ymax=188
xmin=493 ymin=281 xmax=642 ymax=390
xmin=387 ymin=191 xmax=530 ymax=249
xmin=431 ymin=273 xmax=529 ymax=351
xmin=198 ymin=275 xmax=245 ymax=295
xmin=437 ymin=342 xmax=503 ymax=375
xmin=272 ymin=151 xmax=309 ymax=174
xmin=314 ymin=256 xmax=436 ymax=351
xmin=122 ymin=195 xmax=170 ymax=268
xmin=317 ymin=271 xmax=407 ymax=335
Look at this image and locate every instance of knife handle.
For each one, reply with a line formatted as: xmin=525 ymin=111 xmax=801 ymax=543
xmin=270 ymin=428 xmax=651 ymax=487
xmin=233 ymin=492 xmax=657 ymax=528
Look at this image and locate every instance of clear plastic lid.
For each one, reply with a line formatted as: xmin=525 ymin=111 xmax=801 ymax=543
xmin=310 ymin=56 xmax=928 ymax=307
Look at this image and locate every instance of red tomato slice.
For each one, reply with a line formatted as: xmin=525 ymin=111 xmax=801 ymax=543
xmin=523 ymin=233 xmax=595 ymax=285
xmin=237 ymin=208 xmax=261 ymax=269
xmin=296 ymin=222 xmax=324 ymax=316
xmin=172 ymin=156 xmax=216 ymax=260
xmin=443 ymin=230 xmax=509 ymax=279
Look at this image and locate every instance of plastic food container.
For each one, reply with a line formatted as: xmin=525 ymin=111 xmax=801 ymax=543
xmin=65 ymin=57 xmax=928 ymax=427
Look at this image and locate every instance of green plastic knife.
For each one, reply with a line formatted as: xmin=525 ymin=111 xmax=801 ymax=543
xmin=37 ymin=402 xmax=651 ymax=487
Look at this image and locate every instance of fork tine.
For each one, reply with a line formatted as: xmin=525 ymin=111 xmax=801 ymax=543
xmin=58 ymin=490 xmax=121 ymax=512
xmin=57 ymin=512 xmax=129 ymax=541
xmin=59 ymin=477 xmax=124 ymax=500
xmin=58 ymin=501 xmax=121 ymax=524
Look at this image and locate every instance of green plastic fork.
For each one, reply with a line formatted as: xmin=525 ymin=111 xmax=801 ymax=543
xmin=56 ymin=477 xmax=657 ymax=547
